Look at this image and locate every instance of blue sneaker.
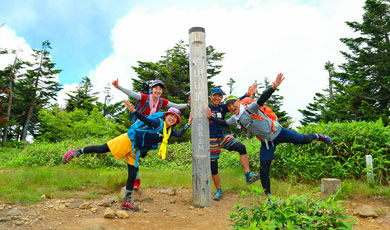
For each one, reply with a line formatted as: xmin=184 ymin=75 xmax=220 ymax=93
xmin=213 ymin=189 xmax=223 ymax=201
xmin=266 ymin=194 xmax=272 ymax=206
xmin=246 ymin=172 xmax=260 ymax=185
xmin=317 ymin=134 xmax=332 ymax=144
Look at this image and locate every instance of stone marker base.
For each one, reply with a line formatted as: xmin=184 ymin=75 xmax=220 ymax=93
xmin=321 ymin=178 xmax=341 ymax=194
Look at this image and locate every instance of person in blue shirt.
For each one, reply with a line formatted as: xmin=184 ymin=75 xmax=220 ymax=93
xmin=208 ymin=86 xmax=259 ymax=201
xmin=62 ymin=101 xmax=192 ymax=211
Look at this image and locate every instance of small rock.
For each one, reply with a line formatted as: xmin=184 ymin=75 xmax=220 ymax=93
xmin=15 ymin=220 xmax=24 ymax=226
xmin=91 ymin=207 xmax=98 ymax=213
xmin=47 ymin=205 xmax=54 ymax=209
xmin=163 ymin=209 xmax=167 ymax=213
xmin=58 ymin=204 xmax=66 ymax=209
xmin=104 ymin=197 xmax=116 ymax=204
xmin=159 ymin=188 xmax=176 ymax=196
xmin=198 ymin=213 xmax=203 ymax=216
xmin=69 ymin=199 xmax=84 ymax=209
xmin=41 ymin=194 xmax=47 ymax=199
xmin=7 ymin=209 xmax=22 ymax=216
xmin=189 ymin=206 xmax=194 ymax=210
xmin=116 ymin=210 xmax=129 ymax=219
xmin=81 ymin=224 xmax=105 ymax=230
xmin=143 ymin=208 xmax=149 ymax=213
xmin=0 ymin=217 xmax=8 ymax=222
xmin=356 ymin=205 xmax=378 ymax=218
xmin=103 ymin=208 xmax=115 ymax=219
xmin=79 ymin=202 xmax=90 ymax=209
xmin=98 ymin=198 xmax=113 ymax=207
xmin=75 ymin=214 xmax=80 ymax=217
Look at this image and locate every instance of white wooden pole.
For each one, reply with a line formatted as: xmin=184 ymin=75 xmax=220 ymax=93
xmin=189 ymin=27 xmax=211 ymax=208
xmin=365 ymin=155 xmax=374 ymax=184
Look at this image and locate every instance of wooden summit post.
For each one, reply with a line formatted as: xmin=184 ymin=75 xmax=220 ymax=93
xmin=189 ymin=27 xmax=211 ymax=208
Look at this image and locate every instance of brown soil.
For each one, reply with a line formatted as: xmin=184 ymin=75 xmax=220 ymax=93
xmin=0 ymin=188 xmax=389 ymax=230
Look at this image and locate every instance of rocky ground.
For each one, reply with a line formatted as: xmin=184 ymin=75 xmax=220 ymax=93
xmin=0 ymin=188 xmax=389 ymax=230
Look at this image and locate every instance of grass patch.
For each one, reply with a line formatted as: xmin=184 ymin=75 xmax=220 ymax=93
xmin=0 ymin=166 xmax=388 ymax=204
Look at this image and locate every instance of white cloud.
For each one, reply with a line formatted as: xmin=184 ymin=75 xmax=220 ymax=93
xmin=85 ymin=0 xmax=364 ymax=126
xmin=0 ymin=25 xmax=34 ymax=68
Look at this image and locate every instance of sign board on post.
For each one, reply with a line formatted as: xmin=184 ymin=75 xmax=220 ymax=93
xmin=189 ymin=27 xmax=211 ymax=208
xmin=365 ymin=155 xmax=374 ymax=184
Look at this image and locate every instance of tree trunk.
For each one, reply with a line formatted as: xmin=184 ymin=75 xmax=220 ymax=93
xmin=21 ymin=49 xmax=43 ymax=141
xmin=21 ymin=96 xmax=35 ymax=141
xmin=2 ymin=57 xmax=17 ymax=142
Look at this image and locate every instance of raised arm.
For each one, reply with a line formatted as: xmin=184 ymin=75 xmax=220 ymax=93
xmin=112 ymin=79 xmax=142 ymax=100
xmin=123 ymin=100 xmax=159 ymax=127
xmin=256 ymin=73 xmax=285 ymax=106
xmin=172 ymin=113 xmax=193 ymax=137
xmin=166 ymin=96 xmax=190 ymax=109
xmin=166 ymin=101 xmax=189 ymax=110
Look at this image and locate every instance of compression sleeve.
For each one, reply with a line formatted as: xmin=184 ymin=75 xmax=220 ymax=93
xmin=118 ymin=85 xmax=142 ymax=100
xmin=209 ymin=116 xmax=229 ymax=127
xmin=166 ymin=101 xmax=189 ymax=109
xmin=134 ymin=111 xmax=160 ymax=128
xmin=256 ymin=88 xmax=275 ymax=106
xmin=171 ymin=124 xmax=190 ymax=137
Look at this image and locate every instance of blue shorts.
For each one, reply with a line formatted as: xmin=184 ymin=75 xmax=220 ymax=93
xmin=260 ymin=127 xmax=305 ymax=161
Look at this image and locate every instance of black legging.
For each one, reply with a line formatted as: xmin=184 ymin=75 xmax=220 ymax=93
xmin=260 ymin=160 xmax=272 ymax=195
xmin=210 ymin=142 xmax=247 ymax=175
xmin=126 ymin=163 xmax=138 ymax=191
xmin=82 ymin=143 xmax=110 ymax=154
xmin=81 ymin=143 xmax=137 ymax=193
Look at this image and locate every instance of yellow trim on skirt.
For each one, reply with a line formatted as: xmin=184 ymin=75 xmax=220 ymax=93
xmin=107 ymin=133 xmax=136 ymax=166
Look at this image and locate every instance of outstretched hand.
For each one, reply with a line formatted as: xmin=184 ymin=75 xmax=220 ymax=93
xmin=187 ymin=112 xmax=193 ymax=126
xmin=247 ymin=84 xmax=258 ymax=97
xmin=272 ymin=73 xmax=285 ymax=89
xmin=207 ymin=107 xmax=212 ymax=119
xmin=123 ymin=100 xmax=135 ymax=112
xmin=112 ymin=78 xmax=119 ymax=88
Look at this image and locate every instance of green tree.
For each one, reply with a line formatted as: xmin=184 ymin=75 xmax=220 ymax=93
xmin=65 ymin=76 xmax=98 ymax=112
xmin=336 ymin=0 xmax=389 ymax=123
xmin=20 ymin=41 xmax=62 ymax=141
xmin=37 ymin=105 xmax=125 ymax=142
xmin=96 ymin=83 xmax=125 ymax=120
xmin=132 ymin=40 xmax=224 ymax=104
xmin=0 ymin=51 xmax=27 ymax=141
xmin=227 ymin=77 xmax=236 ymax=95
xmin=301 ymin=0 xmax=390 ymax=126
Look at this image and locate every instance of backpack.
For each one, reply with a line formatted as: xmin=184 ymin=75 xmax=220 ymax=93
xmin=129 ymin=81 xmax=163 ymax=123
xmin=126 ymin=112 xmax=167 ymax=167
xmin=239 ymin=97 xmax=279 ymax=141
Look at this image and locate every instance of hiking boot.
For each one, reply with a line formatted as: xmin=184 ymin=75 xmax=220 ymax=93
xmin=246 ymin=172 xmax=260 ymax=185
xmin=121 ymin=197 xmax=139 ymax=211
xmin=133 ymin=178 xmax=141 ymax=191
xmin=213 ymin=189 xmax=223 ymax=201
xmin=62 ymin=149 xmax=78 ymax=164
xmin=317 ymin=134 xmax=332 ymax=144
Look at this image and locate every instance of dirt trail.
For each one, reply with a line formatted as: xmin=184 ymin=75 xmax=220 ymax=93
xmin=0 ymin=188 xmax=389 ymax=230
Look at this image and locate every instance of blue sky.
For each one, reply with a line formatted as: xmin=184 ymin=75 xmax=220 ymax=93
xmin=0 ymin=0 xmax=137 ymax=84
xmin=0 ymin=0 xmax=365 ymax=126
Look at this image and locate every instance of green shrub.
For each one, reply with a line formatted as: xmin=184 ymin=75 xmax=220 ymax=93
xmin=230 ymin=187 xmax=356 ymax=229
xmin=1 ymin=120 xmax=388 ymax=185
xmin=37 ymin=106 xmax=125 ymax=142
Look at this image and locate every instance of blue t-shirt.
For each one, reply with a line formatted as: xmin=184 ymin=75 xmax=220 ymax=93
xmin=209 ymin=104 xmax=229 ymax=138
